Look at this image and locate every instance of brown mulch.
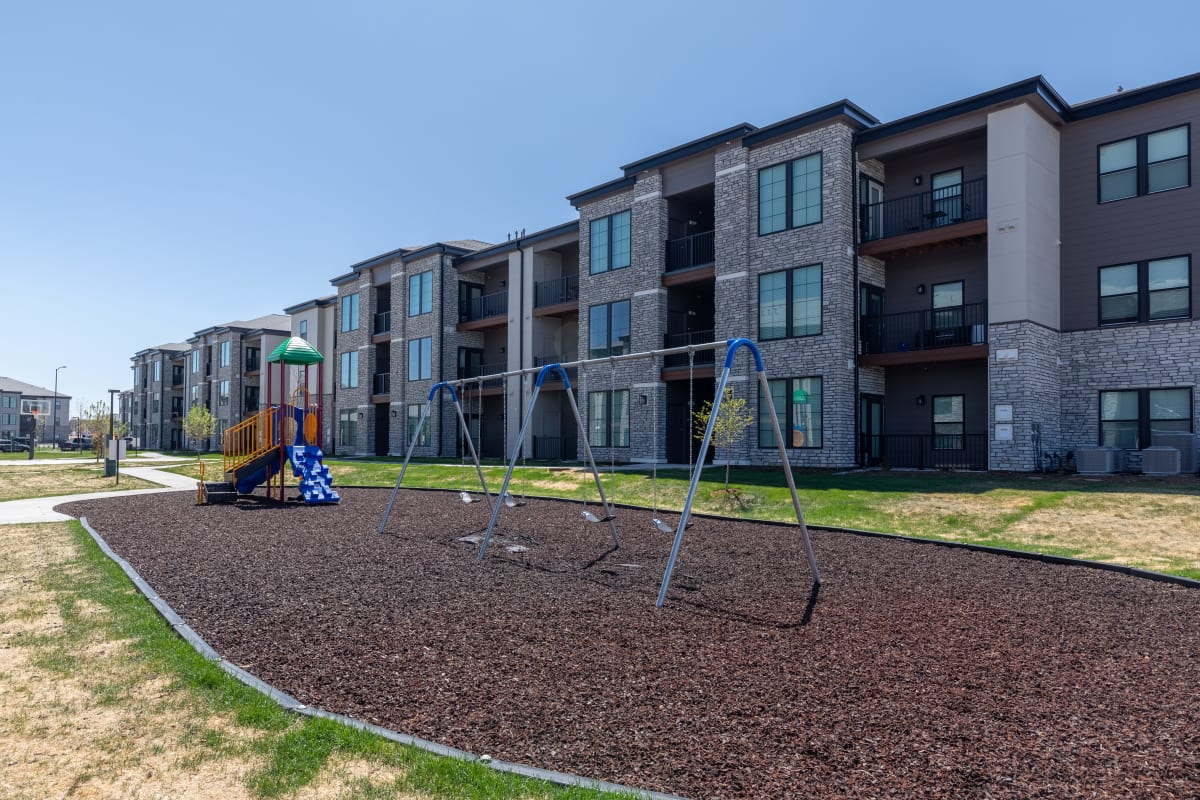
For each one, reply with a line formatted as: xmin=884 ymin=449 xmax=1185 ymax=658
xmin=61 ymin=489 xmax=1200 ymax=799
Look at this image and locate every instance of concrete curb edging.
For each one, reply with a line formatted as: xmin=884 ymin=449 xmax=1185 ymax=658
xmin=77 ymin=516 xmax=689 ymax=800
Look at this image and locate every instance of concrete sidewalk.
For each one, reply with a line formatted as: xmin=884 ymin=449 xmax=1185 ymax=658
xmin=0 ymin=466 xmax=199 ymax=525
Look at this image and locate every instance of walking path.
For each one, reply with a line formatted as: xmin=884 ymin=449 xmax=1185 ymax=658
xmin=0 ymin=465 xmax=198 ymax=525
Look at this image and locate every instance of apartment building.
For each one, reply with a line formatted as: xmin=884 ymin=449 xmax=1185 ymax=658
xmin=0 ymin=376 xmax=71 ymax=443
xmin=130 ymin=344 xmax=188 ymax=450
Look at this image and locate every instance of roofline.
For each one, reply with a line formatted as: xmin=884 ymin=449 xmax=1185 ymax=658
xmin=330 ymin=271 xmax=358 ymax=287
xmin=1070 ymin=71 xmax=1200 ymax=119
xmin=621 ymin=123 xmax=757 ymax=176
xmin=404 ymin=242 xmax=474 ymax=262
xmin=454 ymin=220 xmax=579 ymax=266
xmin=566 ymin=175 xmax=637 ymax=207
xmin=243 ymin=327 xmax=290 ymax=338
xmin=742 ymin=101 xmax=879 ymax=148
xmin=345 ymin=245 xmax=409 ymax=273
xmin=856 ymin=76 xmax=1069 ymax=145
xmin=283 ymin=295 xmax=336 ymax=314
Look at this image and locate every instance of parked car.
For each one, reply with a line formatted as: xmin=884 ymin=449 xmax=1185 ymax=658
xmin=60 ymin=436 xmax=94 ymax=451
xmin=0 ymin=438 xmax=29 ymax=452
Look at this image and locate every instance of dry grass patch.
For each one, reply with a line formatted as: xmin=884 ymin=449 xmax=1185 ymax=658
xmin=0 ymin=466 xmax=157 ymax=502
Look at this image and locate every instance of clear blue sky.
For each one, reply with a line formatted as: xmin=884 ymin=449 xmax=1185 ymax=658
xmin=3 ymin=0 xmax=1197 ymax=415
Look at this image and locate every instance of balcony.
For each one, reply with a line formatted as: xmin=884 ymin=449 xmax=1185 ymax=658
xmin=374 ymin=311 xmax=391 ymax=335
xmin=459 ymin=291 xmax=508 ymax=330
xmin=860 ymin=433 xmax=987 ymax=470
xmin=534 ymin=274 xmax=579 ymax=312
xmin=245 ymin=356 xmax=260 ymax=373
xmin=860 ymin=302 xmax=988 ymax=365
xmin=860 ymin=177 xmax=987 ymax=256
xmin=533 ymin=435 xmax=577 ymax=461
xmin=533 ymin=355 xmax=578 ymax=386
xmin=663 ymin=329 xmax=717 ymax=368
xmin=373 ymin=372 xmax=390 ymax=395
xmin=665 ymin=229 xmax=715 ymax=272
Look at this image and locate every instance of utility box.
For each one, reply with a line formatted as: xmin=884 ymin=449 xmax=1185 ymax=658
xmin=1141 ymin=446 xmax=1182 ymax=476
xmin=1076 ymin=447 xmax=1122 ymax=475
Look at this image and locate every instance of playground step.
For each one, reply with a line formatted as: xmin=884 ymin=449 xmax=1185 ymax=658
xmin=202 ymin=481 xmax=239 ymax=504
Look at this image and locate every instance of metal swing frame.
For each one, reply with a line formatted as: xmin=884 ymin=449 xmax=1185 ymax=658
xmin=378 ymin=382 xmax=493 ymax=533
xmin=477 ymin=363 xmax=620 ymax=560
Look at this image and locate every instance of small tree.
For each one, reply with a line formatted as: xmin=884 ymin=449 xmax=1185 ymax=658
xmin=78 ymin=401 xmax=118 ymax=462
xmin=692 ymin=387 xmax=755 ymax=493
xmin=182 ymin=404 xmax=216 ymax=454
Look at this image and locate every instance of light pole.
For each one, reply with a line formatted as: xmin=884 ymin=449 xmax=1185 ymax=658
xmin=108 ymin=389 xmax=120 ymax=486
xmin=53 ymin=365 xmax=66 ymax=447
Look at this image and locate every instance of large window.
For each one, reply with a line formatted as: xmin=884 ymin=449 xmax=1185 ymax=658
xmin=338 ymin=409 xmax=357 ymax=450
xmin=409 ymin=271 xmax=433 ymax=316
xmin=219 ymin=341 xmax=230 ymax=368
xmin=932 ymin=395 xmax=964 ymax=450
xmin=1099 ymin=125 xmax=1190 ymax=202
xmin=406 ymin=404 xmax=431 ymax=447
xmin=408 ymin=337 xmax=432 ymax=381
xmin=759 ymin=377 xmax=822 ymax=448
xmin=589 ymin=210 xmax=631 ymax=274
xmin=758 ymin=152 xmax=822 ymax=235
xmin=339 ymin=350 xmax=359 ymax=388
xmin=1100 ymin=388 xmax=1191 ymax=449
xmin=191 ymin=350 xmax=200 ymax=373
xmin=153 ymin=361 xmax=161 ymax=382
xmin=299 ymin=319 xmax=308 ymax=340
xmin=588 ymin=390 xmax=629 ymax=448
xmin=588 ymin=300 xmax=631 ymax=359
xmin=759 ymin=264 xmax=822 ymax=340
xmin=218 ymin=381 xmax=230 ymax=407
xmin=341 ymin=293 xmax=360 ymax=332
xmin=1099 ymin=256 xmax=1190 ymax=325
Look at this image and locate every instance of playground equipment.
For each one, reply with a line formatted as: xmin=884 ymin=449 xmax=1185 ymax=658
xmin=206 ymin=336 xmax=339 ymax=505
xmin=377 ymin=336 xmax=819 ymax=607
xmin=378 ymin=382 xmax=493 ymax=531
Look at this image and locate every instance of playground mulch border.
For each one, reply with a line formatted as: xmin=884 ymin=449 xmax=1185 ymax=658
xmin=61 ymin=488 xmax=1200 ymax=800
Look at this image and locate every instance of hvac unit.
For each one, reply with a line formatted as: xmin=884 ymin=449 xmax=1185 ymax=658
xmin=1151 ymin=431 xmax=1199 ymax=473
xmin=1141 ymin=446 xmax=1182 ymax=476
xmin=1076 ymin=447 xmax=1122 ymax=475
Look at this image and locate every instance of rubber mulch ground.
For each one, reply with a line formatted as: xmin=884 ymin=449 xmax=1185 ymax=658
xmin=61 ymin=489 xmax=1200 ymax=799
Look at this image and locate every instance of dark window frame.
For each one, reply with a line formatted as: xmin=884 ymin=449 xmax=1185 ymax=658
xmin=409 ymin=270 xmax=433 ymax=317
xmin=932 ymin=394 xmax=965 ymax=450
xmin=408 ymin=337 xmax=433 ymax=381
xmin=1097 ymin=123 xmax=1191 ymax=204
xmin=758 ymin=151 xmax=823 ymax=236
xmin=341 ymin=293 xmax=360 ymax=332
xmin=587 ymin=300 xmax=632 ymax=359
xmin=758 ymin=376 xmax=824 ymax=449
xmin=589 ymin=209 xmax=632 ymax=274
xmin=1097 ymin=255 xmax=1191 ymax=326
xmin=758 ymin=263 xmax=823 ymax=341
xmin=339 ymin=350 xmax=359 ymax=388
xmin=457 ymin=347 xmax=483 ymax=379
xmin=1099 ymin=387 xmax=1193 ymax=449
xmin=406 ymin=403 xmax=430 ymax=447
xmin=587 ymin=389 xmax=630 ymax=448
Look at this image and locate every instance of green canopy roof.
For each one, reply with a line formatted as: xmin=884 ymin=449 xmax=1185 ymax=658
xmin=267 ymin=336 xmax=325 ymax=365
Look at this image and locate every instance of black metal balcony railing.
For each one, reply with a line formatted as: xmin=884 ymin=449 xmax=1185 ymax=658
xmin=533 ymin=355 xmax=578 ymax=384
xmin=860 ymin=433 xmax=987 ymax=470
xmin=479 ymin=361 xmax=506 ymax=389
xmin=860 ymin=302 xmax=987 ymax=356
xmin=373 ymin=372 xmax=390 ymax=395
xmin=665 ymin=229 xmax=715 ymax=272
xmin=663 ymin=329 xmax=717 ymax=367
xmin=533 ymin=435 xmax=577 ymax=461
xmin=374 ymin=310 xmax=391 ymax=335
xmin=534 ymin=274 xmax=579 ymax=308
xmin=860 ymin=177 xmax=987 ymax=242
xmin=466 ymin=291 xmax=508 ymax=321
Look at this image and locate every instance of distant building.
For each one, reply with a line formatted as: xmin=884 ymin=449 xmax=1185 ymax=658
xmin=0 ymin=376 xmax=71 ymax=443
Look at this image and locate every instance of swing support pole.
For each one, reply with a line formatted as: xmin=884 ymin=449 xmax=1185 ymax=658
xmin=379 ymin=382 xmax=493 ymax=533
xmin=655 ymin=338 xmax=821 ymax=607
xmin=477 ymin=364 xmax=618 ymax=560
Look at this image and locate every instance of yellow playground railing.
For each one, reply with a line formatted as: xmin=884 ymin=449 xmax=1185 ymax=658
xmin=222 ymin=407 xmax=278 ymax=476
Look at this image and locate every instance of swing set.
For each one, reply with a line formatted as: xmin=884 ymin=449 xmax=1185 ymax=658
xmin=377 ymin=337 xmax=820 ymax=607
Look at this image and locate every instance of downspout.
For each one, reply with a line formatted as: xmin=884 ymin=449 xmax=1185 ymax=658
xmin=851 ymin=134 xmax=862 ymax=468
xmin=517 ymin=238 xmax=525 ymax=457
xmin=437 ymin=247 xmax=445 ymax=459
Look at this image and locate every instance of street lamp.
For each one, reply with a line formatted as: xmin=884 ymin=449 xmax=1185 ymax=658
xmin=108 ymin=389 xmax=120 ymax=486
xmin=53 ymin=365 xmax=66 ymax=447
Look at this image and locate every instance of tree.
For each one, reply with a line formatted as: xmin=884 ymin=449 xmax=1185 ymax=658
xmin=182 ymin=404 xmax=216 ymax=454
xmin=692 ymin=387 xmax=755 ymax=493
xmin=78 ymin=401 xmax=126 ymax=462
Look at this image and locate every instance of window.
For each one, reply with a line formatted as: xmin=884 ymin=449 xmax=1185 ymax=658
xmin=760 ymin=378 xmax=822 ymax=448
xmin=245 ymin=346 xmax=260 ymax=372
xmin=759 ymin=264 xmax=822 ymax=340
xmin=406 ymin=404 xmax=431 ymax=447
xmin=931 ymin=169 xmax=963 ymax=224
xmin=341 ymin=293 xmax=360 ymax=332
xmin=299 ymin=319 xmax=308 ymax=340
xmin=338 ymin=409 xmax=358 ymax=449
xmin=2 ymin=396 xmax=14 ymax=408
xmin=340 ymin=350 xmax=359 ymax=388
xmin=589 ymin=210 xmax=631 ymax=274
xmin=932 ymin=395 xmax=964 ymax=450
xmin=218 ymin=380 xmax=230 ymax=406
xmin=243 ymin=386 xmax=259 ymax=413
xmin=587 ymin=390 xmax=630 ymax=447
xmin=588 ymin=300 xmax=631 ymax=359
xmin=1099 ymin=256 xmax=1190 ymax=325
xmin=932 ymin=280 xmax=965 ymax=338
xmin=153 ymin=361 xmax=161 ymax=382
xmin=408 ymin=271 xmax=433 ymax=316
xmin=408 ymin=337 xmax=432 ymax=381
xmin=134 ymin=366 xmax=141 ymax=386
xmin=1099 ymin=125 xmax=1190 ymax=202
xmin=191 ymin=351 xmax=200 ymax=373
xmin=153 ymin=396 xmax=160 ymax=414
xmin=759 ymin=152 xmax=822 ymax=235
xmin=219 ymin=341 xmax=230 ymax=368
xmin=1100 ymin=388 xmax=1191 ymax=449
xmin=458 ymin=348 xmax=483 ymax=379
xmin=190 ymin=386 xmax=200 ymax=405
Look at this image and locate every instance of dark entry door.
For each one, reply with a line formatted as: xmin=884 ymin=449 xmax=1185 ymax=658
xmin=859 ymin=394 xmax=883 ymax=466
xmin=374 ymin=404 xmax=389 ymax=456
xmin=860 ymin=283 xmax=884 ymax=355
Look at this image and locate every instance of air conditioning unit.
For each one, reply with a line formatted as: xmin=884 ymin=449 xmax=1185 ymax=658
xmin=1141 ymin=446 xmax=1181 ymax=476
xmin=1076 ymin=446 xmax=1122 ymax=475
xmin=1151 ymin=431 xmax=1198 ymax=473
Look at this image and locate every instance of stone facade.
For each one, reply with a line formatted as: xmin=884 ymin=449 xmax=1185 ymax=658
xmin=987 ymin=321 xmax=1062 ymax=470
